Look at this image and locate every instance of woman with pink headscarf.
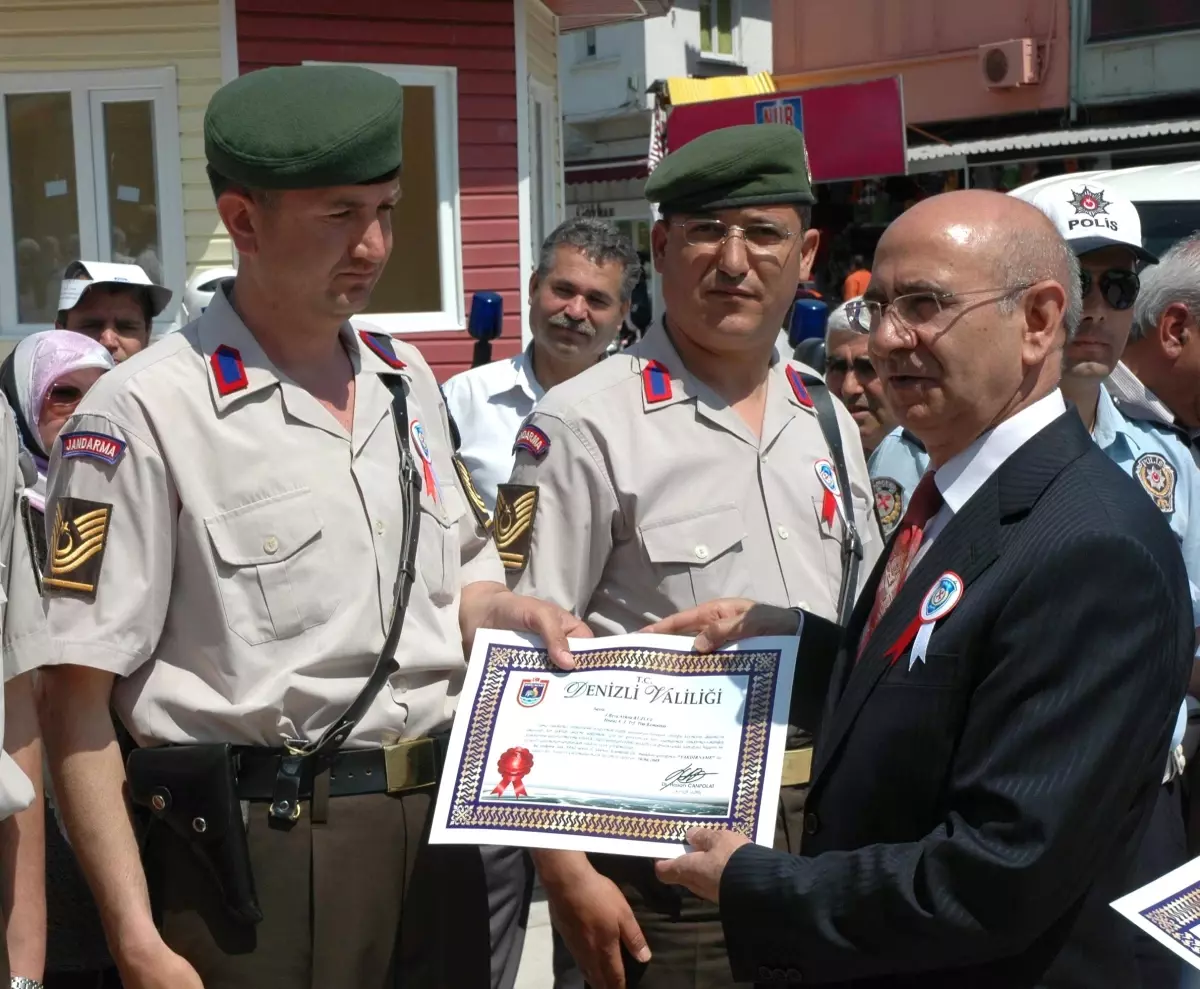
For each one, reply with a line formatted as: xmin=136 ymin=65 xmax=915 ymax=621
xmin=0 ymin=331 xmax=114 ymax=988
xmin=1 ymin=331 xmax=115 ymax=514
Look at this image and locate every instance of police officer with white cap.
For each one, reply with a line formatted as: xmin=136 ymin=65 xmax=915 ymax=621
xmin=1013 ymin=177 xmax=1200 ymax=989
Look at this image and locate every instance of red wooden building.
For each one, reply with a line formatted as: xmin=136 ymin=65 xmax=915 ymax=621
xmin=233 ymin=0 xmax=668 ymax=379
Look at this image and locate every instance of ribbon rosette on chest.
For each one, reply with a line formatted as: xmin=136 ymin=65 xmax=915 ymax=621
xmin=410 ymin=419 xmax=441 ymax=504
xmin=885 ymin=571 xmax=964 ymax=670
xmin=813 ymin=458 xmax=847 ymax=529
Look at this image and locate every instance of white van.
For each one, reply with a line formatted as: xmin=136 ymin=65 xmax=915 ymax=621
xmin=1008 ymin=161 xmax=1200 ymax=256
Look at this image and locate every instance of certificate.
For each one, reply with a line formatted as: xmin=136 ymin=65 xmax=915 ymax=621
xmin=1112 ymin=855 xmax=1200 ymax=971
xmin=429 ymin=630 xmax=798 ymax=859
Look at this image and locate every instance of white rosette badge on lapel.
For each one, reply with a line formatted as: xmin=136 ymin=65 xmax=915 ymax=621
xmin=910 ymin=572 xmax=964 ymax=671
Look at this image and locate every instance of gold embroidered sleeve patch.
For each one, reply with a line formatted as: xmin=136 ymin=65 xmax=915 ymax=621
xmin=494 ymin=484 xmax=538 ymax=575
xmin=43 ymin=497 xmax=112 ymax=600
xmin=453 ymin=454 xmax=492 ymax=532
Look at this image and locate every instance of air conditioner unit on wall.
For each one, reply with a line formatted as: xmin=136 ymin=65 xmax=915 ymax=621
xmin=979 ymin=38 xmax=1041 ymax=89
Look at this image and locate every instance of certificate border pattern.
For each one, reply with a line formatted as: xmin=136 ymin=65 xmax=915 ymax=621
xmin=444 ymin=644 xmax=782 ymax=845
xmin=1141 ymin=880 xmax=1200 ymax=955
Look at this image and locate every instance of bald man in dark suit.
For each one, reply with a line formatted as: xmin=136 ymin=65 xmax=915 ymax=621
xmin=650 ymin=190 xmax=1193 ymax=988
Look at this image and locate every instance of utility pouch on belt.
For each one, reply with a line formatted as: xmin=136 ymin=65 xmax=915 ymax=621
xmin=127 ymin=743 xmax=263 ymax=926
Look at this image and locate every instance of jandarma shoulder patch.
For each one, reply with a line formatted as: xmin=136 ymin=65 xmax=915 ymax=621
xmin=60 ymin=431 xmax=127 ymax=466
xmin=42 ymin=497 xmax=112 ymax=600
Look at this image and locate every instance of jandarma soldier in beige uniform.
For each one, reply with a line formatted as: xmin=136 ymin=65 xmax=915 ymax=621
xmin=35 ymin=64 xmax=584 ymax=989
xmin=502 ymin=124 xmax=883 ymax=989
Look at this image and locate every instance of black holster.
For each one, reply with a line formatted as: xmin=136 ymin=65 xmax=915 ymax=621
xmin=126 ymin=743 xmax=263 ymax=926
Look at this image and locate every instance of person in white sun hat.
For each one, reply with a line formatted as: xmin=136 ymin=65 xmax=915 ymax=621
xmin=54 ymin=260 xmax=173 ymax=363
xmin=1014 ymin=176 xmax=1198 ymax=989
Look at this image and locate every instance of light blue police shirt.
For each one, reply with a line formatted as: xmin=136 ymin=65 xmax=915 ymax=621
xmin=1094 ymin=386 xmax=1200 ymax=628
xmin=867 ymin=427 xmax=929 ymax=539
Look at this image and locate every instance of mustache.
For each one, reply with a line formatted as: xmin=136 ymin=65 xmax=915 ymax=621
xmin=876 ymin=355 xmax=936 ymax=378
xmin=547 ymin=312 xmax=596 ymax=337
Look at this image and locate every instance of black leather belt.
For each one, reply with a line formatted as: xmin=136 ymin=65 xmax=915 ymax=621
xmin=234 ymin=733 xmax=450 ymax=801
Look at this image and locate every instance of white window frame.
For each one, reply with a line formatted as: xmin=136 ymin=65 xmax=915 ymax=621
xmin=528 ymin=77 xmax=558 ymax=253
xmin=0 ymin=66 xmax=185 ymax=336
xmin=306 ymin=60 xmax=464 ymax=334
xmin=698 ymin=0 xmax=742 ymax=63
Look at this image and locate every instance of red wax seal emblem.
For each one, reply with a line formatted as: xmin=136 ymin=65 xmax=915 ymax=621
xmin=491 ymin=747 xmax=534 ymax=798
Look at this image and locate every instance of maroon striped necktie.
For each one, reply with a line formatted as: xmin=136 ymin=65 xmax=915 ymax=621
xmin=858 ymin=471 xmax=943 ymax=656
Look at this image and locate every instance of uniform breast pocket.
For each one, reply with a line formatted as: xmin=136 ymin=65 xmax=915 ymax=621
xmin=639 ymin=504 xmax=748 ymax=608
xmin=417 ymin=486 xmax=465 ymax=606
xmin=204 ymin=489 xmax=339 ymax=645
xmin=810 ymin=492 xmax=871 ymax=591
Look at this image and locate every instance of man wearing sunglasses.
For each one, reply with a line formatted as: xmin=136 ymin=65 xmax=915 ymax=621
xmin=1015 ymin=179 xmax=1200 ymax=989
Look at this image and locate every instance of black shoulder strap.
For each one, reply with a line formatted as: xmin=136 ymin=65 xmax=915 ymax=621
xmin=19 ymin=496 xmax=45 ymax=593
xmin=269 ymin=348 xmax=423 ymax=821
xmin=440 ymin=386 xmax=463 ymax=451
xmin=439 ymin=385 xmax=491 ymax=531
xmin=801 ymin=372 xmax=863 ymax=628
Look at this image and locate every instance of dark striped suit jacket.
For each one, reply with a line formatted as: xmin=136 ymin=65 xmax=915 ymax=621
xmin=721 ymin=410 xmax=1193 ymax=988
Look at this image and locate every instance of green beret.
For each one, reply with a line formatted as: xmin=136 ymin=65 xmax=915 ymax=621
xmin=205 ymin=65 xmax=403 ymax=190
xmin=645 ymin=124 xmax=815 ymax=213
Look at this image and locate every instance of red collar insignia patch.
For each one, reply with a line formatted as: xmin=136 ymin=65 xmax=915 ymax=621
xmin=210 ymin=344 xmax=248 ymax=397
xmin=786 ymin=365 xmax=814 ymax=408
xmin=359 ymin=330 xmax=407 ymax=370
xmin=642 ymin=360 xmax=673 ymax=404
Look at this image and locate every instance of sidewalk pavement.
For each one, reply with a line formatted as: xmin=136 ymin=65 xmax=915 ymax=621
xmin=515 ymin=887 xmax=554 ymax=989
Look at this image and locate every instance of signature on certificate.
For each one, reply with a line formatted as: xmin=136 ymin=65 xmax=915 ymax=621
xmin=661 ymin=764 xmax=716 ymax=791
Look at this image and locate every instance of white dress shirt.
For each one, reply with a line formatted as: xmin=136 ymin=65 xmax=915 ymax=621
xmin=441 ymin=346 xmax=545 ymax=513
xmin=913 ymin=390 xmax=1067 ymax=568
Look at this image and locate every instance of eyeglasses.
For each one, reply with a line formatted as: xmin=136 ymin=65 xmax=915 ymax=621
xmin=1081 ymin=268 xmax=1140 ymax=311
xmin=672 ymin=219 xmax=796 ymax=256
xmin=847 ymin=285 xmax=1034 ymax=334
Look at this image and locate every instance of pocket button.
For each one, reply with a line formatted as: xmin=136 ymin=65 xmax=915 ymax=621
xmin=263 ymin=535 xmax=279 ymax=555
xmin=694 ymin=544 xmax=710 ymax=561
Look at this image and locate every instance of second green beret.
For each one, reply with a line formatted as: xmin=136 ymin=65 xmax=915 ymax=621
xmin=645 ymin=123 xmax=815 ymax=213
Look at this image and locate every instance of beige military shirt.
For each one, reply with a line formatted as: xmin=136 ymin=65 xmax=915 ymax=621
xmin=0 ymin=406 xmax=38 ymax=817
xmin=505 ymin=320 xmax=882 ymax=632
xmin=41 ymin=286 xmax=502 ymax=748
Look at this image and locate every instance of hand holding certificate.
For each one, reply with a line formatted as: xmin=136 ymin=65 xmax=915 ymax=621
xmin=430 ymin=629 xmax=799 ymax=859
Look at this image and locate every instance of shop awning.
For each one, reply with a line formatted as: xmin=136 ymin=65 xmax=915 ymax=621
xmin=665 ymin=71 xmax=775 ymax=107
xmin=908 ymin=117 xmax=1200 ymax=167
xmin=549 ymin=0 xmax=672 ymax=31
xmin=566 ymin=156 xmax=650 ymax=184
